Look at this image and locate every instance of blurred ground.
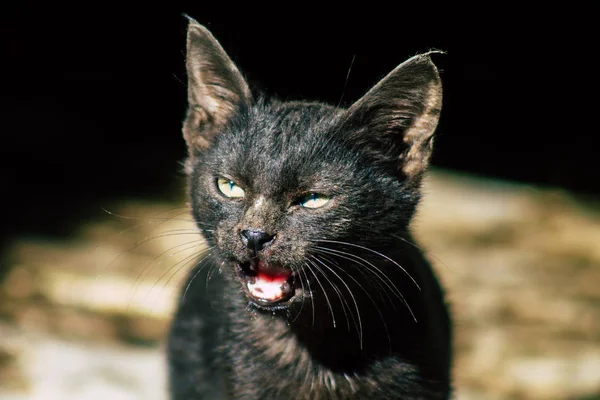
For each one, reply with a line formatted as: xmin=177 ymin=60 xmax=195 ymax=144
xmin=0 ymin=169 xmax=599 ymax=400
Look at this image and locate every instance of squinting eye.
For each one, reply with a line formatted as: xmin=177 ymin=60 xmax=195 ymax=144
xmin=217 ymin=177 xmax=245 ymax=198
xmin=299 ymin=193 xmax=330 ymax=209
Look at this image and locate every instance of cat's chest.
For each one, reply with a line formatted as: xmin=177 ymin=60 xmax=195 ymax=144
xmin=224 ymin=316 xmax=361 ymax=399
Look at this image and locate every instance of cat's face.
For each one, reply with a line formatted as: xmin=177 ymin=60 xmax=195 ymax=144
xmin=183 ymin=20 xmax=442 ymax=312
xmin=189 ymin=102 xmax=411 ymax=308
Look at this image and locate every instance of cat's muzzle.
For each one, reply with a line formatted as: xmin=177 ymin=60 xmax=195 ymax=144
xmin=237 ymin=259 xmax=297 ymax=306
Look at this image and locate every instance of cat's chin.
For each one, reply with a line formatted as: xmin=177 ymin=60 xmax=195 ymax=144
xmin=237 ymin=260 xmax=298 ymax=309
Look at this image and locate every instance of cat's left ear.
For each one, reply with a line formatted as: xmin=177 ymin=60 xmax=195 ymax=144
xmin=338 ymin=52 xmax=443 ymax=180
xmin=183 ymin=18 xmax=252 ymax=163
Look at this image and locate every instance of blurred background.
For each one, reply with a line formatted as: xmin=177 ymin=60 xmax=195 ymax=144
xmin=0 ymin=4 xmax=598 ymax=399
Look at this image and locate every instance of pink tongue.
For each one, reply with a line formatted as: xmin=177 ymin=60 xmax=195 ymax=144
xmin=247 ymin=269 xmax=291 ymax=302
xmin=257 ymin=271 xmax=288 ymax=283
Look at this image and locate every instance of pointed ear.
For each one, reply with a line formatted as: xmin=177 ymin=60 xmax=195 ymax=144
xmin=339 ymin=52 xmax=443 ymax=180
xmin=183 ymin=19 xmax=252 ymax=161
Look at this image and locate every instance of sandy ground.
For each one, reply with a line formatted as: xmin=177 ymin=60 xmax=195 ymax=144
xmin=1 ymin=169 xmax=599 ymax=399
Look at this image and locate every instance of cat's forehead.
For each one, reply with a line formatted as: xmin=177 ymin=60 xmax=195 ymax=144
xmin=247 ymin=101 xmax=340 ymax=140
xmin=213 ymin=101 xmax=348 ymax=192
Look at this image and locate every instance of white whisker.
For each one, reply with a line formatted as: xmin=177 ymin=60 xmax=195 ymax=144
xmin=182 ymin=253 xmax=215 ymax=302
xmin=303 ymin=261 xmax=337 ymax=329
xmin=309 ymin=255 xmax=363 ymax=349
xmin=315 ymin=239 xmax=420 ymax=290
xmin=307 ymin=257 xmax=354 ymax=333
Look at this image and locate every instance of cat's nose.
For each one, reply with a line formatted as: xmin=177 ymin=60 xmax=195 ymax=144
xmin=240 ymin=229 xmax=275 ymax=253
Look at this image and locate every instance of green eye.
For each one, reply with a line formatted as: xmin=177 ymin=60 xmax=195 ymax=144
xmin=217 ymin=177 xmax=245 ymax=198
xmin=299 ymin=193 xmax=330 ymax=209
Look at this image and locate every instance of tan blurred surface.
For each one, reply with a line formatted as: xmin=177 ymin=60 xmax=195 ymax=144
xmin=1 ymin=169 xmax=599 ymax=399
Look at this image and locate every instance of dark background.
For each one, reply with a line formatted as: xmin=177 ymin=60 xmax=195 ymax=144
xmin=0 ymin=5 xmax=595 ymax=247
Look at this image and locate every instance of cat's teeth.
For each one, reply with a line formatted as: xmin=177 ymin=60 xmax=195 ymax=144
xmin=247 ymin=279 xmax=285 ymax=302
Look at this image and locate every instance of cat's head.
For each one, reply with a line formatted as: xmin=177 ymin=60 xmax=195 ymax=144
xmin=182 ymin=20 xmax=442 ymax=313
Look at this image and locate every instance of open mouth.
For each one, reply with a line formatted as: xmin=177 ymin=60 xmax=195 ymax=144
xmin=238 ymin=260 xmax=296 ymax=305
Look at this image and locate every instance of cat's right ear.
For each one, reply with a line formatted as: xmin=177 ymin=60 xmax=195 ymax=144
xmin=183 ymin=18 xmax=252 ymax=166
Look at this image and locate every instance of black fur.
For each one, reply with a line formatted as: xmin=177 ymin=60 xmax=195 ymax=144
xmin=168 ymin=19 xmax=452 ymax=399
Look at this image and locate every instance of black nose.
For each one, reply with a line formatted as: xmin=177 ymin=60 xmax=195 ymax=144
xmin=240 ymin=229 xmax=275 ymax=253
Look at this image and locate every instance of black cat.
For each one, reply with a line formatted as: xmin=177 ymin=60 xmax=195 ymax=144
xmin=168 ymin=18 xmax=452 ymax=399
